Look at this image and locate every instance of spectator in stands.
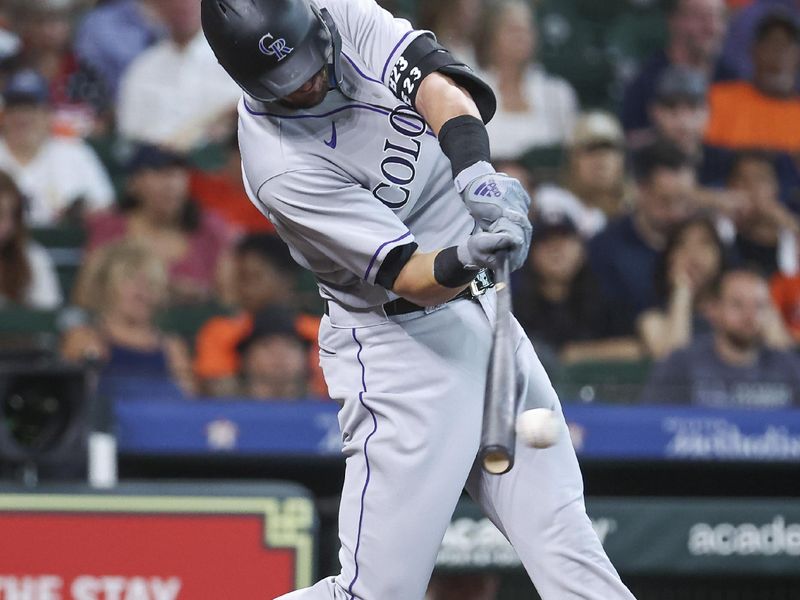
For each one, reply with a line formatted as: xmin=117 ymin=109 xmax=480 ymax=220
xmin=771 ymin=269 xmax=800 ymax=343
xmin=729 ymin=151 xmax=800 ymax=276
xmin=0 ymin=170 xmax=61 ymax=309
xmin=194 ymin=234 xmax=323 ymax=397
xmin=589 ymin=142 xmax=697 ymax=332
xmin=116 ymin=0 xmax=241 ymax=151
xmin=74 ymin=0 xmax=164 ymax=99
xmin=534 ymin=111 xmax=629 ymax=238
xmin=0 ymin=70 xmax=114 ymax=225
xmin=721 ymin=0 xmax=795 ymax=80
xmin=638 ymin=215 xmax=727 ymax=359
xmin=621 ymin=0 xmax=731 ymax=137
xmin=475 ymin=0 xmax=578 ymax=160
xmin=705 ymin=9 xmax=800 ymax=153
xmin=513 ymin=214 xmax=640 ymax=369
xmin=643 ymin=268 xmax=800 ymax=408
xmin=3 ymin=0 xmax=109 ymax=137
xmin=643 ymin=67 xmax=716 ymax=177
xmin=190 ymin=131 xmax=275 ymax=234
xmin=62 ymin=240 xmax=194 ymax=397
xmin=78 ymin=144 xmax=234 ymax=305
xmin=418 ymin=0 xmax=483 ymax=66
xmin=644 ymin=65 xmax=800 ymax=227
xmin=644 ymin=66 xmax=755 ymax=223
xmin=238 ymin=307 xmax=310 ymax=400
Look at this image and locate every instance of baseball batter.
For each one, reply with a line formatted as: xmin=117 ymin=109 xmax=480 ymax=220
xmin=201 ymin=1 xmax=636 ymax=598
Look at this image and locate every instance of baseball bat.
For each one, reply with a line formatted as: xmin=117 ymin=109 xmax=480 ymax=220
xmin=479 ymin=250 xmax=518 ymax=475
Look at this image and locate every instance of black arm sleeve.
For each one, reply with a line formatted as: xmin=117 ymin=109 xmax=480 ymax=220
xmin=387 ymin=34 xmax=497 ymax=124
xmin=375 ymin=241 xmax=419 ymax=290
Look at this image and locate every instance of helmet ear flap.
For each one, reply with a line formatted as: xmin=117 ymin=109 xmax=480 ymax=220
xmin=317 ymin=7 xmax=343 ymax=88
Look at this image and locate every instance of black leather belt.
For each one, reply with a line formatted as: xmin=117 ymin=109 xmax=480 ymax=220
xmin=324 ymin=269 xmax=495 ymax=318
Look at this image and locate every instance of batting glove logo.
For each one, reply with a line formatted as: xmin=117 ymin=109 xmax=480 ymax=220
xmin=474 ymin=180 xmax=503 ymax=198
xmin=259 ymin=33 xmax=294 ymax=61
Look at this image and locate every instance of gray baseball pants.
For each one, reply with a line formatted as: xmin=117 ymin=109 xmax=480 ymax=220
xmin=276 ymin=292 xmax=636 ymax=600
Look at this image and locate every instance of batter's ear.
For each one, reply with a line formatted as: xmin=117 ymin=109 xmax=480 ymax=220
xmin=388 ymin=34 xmax=497 ymax=124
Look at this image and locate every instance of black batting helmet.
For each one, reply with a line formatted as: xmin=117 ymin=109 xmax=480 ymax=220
xmin=201 ymin=0 xmax=342 ymax=102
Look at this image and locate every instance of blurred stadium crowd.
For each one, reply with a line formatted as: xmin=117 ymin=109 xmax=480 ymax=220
xmin=1 ymin=0 xmax=800 ymax=410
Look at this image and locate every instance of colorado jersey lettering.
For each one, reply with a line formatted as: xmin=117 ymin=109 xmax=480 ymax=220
xmin=238 ymin=0 xmax=474 ymax=310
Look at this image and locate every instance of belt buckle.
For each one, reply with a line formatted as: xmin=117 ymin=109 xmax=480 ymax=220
xmin=469 ymin=269 xmax=494 ymax=298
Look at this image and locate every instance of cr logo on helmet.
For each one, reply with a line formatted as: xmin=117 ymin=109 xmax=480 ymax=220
xmin=259 ymin=33 xmax=294 ymax=61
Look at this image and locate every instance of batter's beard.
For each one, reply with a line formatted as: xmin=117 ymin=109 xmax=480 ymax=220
xmin=278 ymin=66 xmax=330 ymax=110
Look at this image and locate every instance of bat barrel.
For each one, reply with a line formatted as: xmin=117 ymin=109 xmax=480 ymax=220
xmin=480 ymin=251 xmax=516 ymax=475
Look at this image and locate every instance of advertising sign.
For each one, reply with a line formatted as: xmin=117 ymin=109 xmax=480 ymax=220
xmin=0 ymin=483 xmax=316 ymax=599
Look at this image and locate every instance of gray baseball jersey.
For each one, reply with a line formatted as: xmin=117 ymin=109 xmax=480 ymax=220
xmin=239 ymin=0 xmax=473 ymax=310
xmin=236 ymin=1 xmax=637 ymax=599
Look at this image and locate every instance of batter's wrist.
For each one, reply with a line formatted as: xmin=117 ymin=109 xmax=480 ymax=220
xmin=438 ymin=115 xmax=492 ymax=183
xmin=434 ymin=246 xmax=479 ymax=288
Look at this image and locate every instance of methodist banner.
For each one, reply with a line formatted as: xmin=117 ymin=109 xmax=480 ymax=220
xmin=114 ymin=399 xmax=800 ymax=462
xmin=437 ymin=498 xmax=800 ymax=575
xmin=0 ymin=482 xmax=316 ymax=599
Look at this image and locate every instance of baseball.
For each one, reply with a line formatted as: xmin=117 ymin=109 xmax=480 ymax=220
xmin=516 ymin=408 xmax=560 ymax=449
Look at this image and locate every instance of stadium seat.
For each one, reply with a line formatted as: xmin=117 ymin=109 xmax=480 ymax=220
xmin=0 ymin=308 xmax=60 ymax=360
xmin=0 ymin=308 xmax=58 ymax=335
xmin=157 ymin=302 xmax=232 ymax=344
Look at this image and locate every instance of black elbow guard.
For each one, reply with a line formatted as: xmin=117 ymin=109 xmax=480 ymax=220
xmin=388 ymin=34 xmax=497 ymax=124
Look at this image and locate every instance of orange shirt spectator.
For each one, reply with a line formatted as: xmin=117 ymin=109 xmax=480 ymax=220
xmin=189 ymin=130 xmax=274 ymax=234
xmin=705 ymin=81 xmax=800 ymax=152
xmin=771 ymin=273 xmax=800 ymax=341
xmin=190 ymin=170 xmax=274 ymax=234
xmin=193 ymin=233 xmax=326 ymax=397
xmin=705 ymin=11 xmax=800 ymax=153
xmin=194 ymin=311 xmax=325 ymax=397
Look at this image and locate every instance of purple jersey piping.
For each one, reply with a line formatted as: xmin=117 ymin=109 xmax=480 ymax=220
xmin=364 ymin=231 xmax=412 ymax=282
xmin=244 ymin=100 xmax=392 ymax=120
xmin=381 ymin=30 xmax=416 ymax=82
xmin=342 ymin=52 xmax=382 ymax=84
xmin=347 ymin=327 xmax=378 ymax=600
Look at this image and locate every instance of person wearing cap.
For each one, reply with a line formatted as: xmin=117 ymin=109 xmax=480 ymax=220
xmin=621 ymin=0 xmax=734 ymax=137
xmin=513 ymin=212 xmax=640 ymax=369
xmin=116 ymin=0 xmax=240 ymax=151
xmin=74 ymin=0 xmax=165 ymax=100
xmin=705 ymin=9 xmax=800 ymax=152
xmin=644 ymin=67 xmax=710 ymax=156
xmin=237 ymin=306 xmax=312 ymax=400
xmin=721 ymin=0 xmax=796 ymax=80
xmin=646 ymin=64 xmax=800 ymax=230
xmin=3 ymin=0 xmax=110 ymax=137
xmin=193 ymin=233 xmax=326 ymax=398
xmin=0 ymin=69 xmax=113 ymax=225
xmin=589 ymin=141 xmax=697 ymax=333
xmin=644 ymin=65 xmax=737 ymax=190
xmin=534 ymin=111 xmax=630 ymax=238
xmin=75 ymin=143 xmax=234 ymax=305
